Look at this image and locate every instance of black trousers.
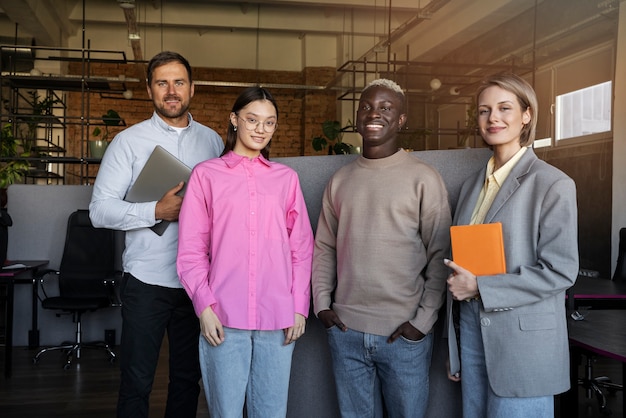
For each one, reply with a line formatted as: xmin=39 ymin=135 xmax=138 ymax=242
xmin=117 ymin=273 xmax=201 ymax=418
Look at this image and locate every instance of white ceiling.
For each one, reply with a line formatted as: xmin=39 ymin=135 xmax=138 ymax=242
xmin=0 ymin=0 xmax=620 ymax=99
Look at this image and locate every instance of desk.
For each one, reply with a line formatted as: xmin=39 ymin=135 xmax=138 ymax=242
xmin=567 ymin=276 xmax=626 ymax=310
xmin=561 ymin=310 xmax=626 ymax=417
xmin=0 ymin=260 xmax=48 ymax=378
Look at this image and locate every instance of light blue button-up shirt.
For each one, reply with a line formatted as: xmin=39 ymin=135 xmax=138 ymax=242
xmin=89 ymin=112 xmax=224 ymax=288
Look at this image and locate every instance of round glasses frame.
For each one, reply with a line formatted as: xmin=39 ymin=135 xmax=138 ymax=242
xmin=237 ymin=115 xmax=277 ymax=133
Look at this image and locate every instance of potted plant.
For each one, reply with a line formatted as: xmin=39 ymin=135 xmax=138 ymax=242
xmin=90 ymin=109 xmax=123 ymax=158
xmin=0 ymin=123 xmax=29 ymax=192
xmin=0 ymin=123 xmax=28 ymax=265
xmin=20 ymin=91 xmax=62 ymax=157
xmin=398 ymin=128 xmax=432 ymax=151
xmin=312 ymin=120 xmax=355 ymax=155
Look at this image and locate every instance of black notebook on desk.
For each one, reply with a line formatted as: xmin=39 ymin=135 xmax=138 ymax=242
xmin=125 ymin=146 xmax=192 ymax=236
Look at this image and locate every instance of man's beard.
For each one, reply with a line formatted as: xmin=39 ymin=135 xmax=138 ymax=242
xmin=154 ymin=95 xmax=189 ymax=119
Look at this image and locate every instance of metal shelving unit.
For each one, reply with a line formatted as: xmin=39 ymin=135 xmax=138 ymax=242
xmin=0 ymin=45 xmax=131 ymax=185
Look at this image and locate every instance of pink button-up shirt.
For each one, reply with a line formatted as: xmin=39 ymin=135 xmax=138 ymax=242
xmin=177 ymin=151 xmax=314 ymax=330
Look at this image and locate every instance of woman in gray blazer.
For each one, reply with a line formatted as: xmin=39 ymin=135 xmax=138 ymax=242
xmin=446 ymin=73 xmax=579 ymax=417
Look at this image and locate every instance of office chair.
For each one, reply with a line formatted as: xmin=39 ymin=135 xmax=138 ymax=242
xmin=32 ymin=209 xmax=120 ymax=370
xmin=574 ymin=227 xmax=626 ymax=414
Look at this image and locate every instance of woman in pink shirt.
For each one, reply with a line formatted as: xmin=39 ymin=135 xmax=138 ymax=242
xmin=177 ymin=87 xmax=314 ymax=418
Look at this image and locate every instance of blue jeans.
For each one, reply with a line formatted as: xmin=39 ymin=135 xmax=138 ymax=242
xmin=199 ymin=327 xmax=295 ymax=418
xmin=460 ymin=300 xmax=553 ymax=418
xmin=326 ymin=327 xmax=433 ymax=418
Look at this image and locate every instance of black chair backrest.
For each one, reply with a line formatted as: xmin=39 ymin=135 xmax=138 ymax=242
xmin=58 ymin=209 xmax=115 ymax=298
xmin=613 ymin=228 xmax=626 ymax=282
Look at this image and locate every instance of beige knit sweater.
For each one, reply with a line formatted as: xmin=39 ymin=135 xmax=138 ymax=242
xmin=312 ymin=150 xmax=452 ymax=336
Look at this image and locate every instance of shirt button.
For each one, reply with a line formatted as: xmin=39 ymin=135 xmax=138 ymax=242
xmin=480 ymin=318 xmax=491 ymax=327
xmin=251 ymin=211 xmax=255 ymax=215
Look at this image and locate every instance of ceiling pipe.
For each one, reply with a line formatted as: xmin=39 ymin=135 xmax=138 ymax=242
xmin=325 ymin=0 xmax=451 ymax=90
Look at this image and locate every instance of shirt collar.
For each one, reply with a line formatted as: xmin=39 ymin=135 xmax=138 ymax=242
xmin=151 ymin=111 xmax=193 ymax=131
xmin=221 ymin=150 xmax=272 ymax=169
xmin=485 ymin=146 xmax=528 ymax=186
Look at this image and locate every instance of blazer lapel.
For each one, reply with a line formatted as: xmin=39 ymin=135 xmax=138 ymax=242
xmin=483 ymin=149 xmax=537 ymax=223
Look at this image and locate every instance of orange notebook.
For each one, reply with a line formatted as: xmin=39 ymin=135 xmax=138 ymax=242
xmin=450 ymin=222 xmax=506 ymax=276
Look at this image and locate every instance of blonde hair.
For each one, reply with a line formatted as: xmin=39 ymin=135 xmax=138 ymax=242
xmin=475 ymin=73 xmax=538 ymax=146
xmin=362 ymin=79 xmax=405 ymax=113
xmin=364 ymin=78 xmax=405 ymax=97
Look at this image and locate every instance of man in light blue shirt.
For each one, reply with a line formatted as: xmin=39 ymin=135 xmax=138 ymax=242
xmin=90 ymin=51 xmax=224 ymax=418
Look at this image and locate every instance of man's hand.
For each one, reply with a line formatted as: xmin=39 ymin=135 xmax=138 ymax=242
xmin=387 ymin=321 xmax=425 ymax=343
xmin=200 ymin=306 xmax=225 ymax=347
xmin=155 ymin=181 xmax=185 ymax=221
xmin=317 ymin=309 xmax=347 ymax=331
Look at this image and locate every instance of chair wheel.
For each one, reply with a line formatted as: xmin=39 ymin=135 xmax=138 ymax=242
xmin=63 ymin=363 xmax=71 ymax=370
xmin=32 ymin=357 xmax=39 ymax=365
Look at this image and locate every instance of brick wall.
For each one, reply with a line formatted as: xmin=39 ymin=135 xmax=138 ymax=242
xmin=63 ymin=62 xmax=337 ymax=184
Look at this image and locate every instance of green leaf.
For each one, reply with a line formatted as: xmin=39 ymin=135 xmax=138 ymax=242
xmin=102 ymin=109 xmax=122 ymax=126
xmin=312 ymin=136 xmax=327 ymax=152
xmin=322 ymin=120 xmax=342 ymax=141
xmin=333 ymin=142 xmax=353 ymax=155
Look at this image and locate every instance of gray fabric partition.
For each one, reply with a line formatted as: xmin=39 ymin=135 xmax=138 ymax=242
xmin=6 ymin=148 xmax=491 ymax=417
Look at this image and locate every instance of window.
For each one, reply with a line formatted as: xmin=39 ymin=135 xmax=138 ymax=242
xmin=555 ymin=81 xmax=612 ymax=142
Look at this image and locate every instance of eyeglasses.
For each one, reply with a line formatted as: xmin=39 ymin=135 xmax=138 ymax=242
xmin=237 ymin=115 xmax=277 ymax=133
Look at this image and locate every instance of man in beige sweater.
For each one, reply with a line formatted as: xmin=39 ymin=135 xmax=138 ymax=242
xmin=312 ymin=79 xmax=451 ymax=418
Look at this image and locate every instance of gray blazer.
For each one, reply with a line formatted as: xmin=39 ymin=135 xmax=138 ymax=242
xmin=447 ymin=148 xmax=579 ymax=398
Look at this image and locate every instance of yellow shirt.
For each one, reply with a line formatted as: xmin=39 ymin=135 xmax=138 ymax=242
xmin=470 ymin=147 xmax=528 ymax=225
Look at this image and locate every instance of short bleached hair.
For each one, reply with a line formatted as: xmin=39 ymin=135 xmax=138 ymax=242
xmin=363 ymin=78 xmax=405 ymax=97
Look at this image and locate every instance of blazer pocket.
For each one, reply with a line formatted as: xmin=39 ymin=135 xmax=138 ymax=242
xmin=518 ymin=312 xmax=556 ymax=331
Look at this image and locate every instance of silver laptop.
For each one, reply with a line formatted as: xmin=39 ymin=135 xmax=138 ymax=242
xmin=125 ymin=145 xmax=192 ymax=235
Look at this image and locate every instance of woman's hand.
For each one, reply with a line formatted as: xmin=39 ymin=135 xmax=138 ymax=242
xmin=446 ymin=357 xmax=461 ymax=382
xmin=284 ymin=313 xmax=306 ymax=345
xmin=200 ymin=306 xmax=225 ymax=346
xmin=445 ymin=258 xmax=480 ymax=301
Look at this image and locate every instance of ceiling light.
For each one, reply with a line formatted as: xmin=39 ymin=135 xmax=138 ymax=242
xmin=429 ymin=78 xmax=442 ymax=91
xmin=118 ymin=0 xmax=135 ymax=9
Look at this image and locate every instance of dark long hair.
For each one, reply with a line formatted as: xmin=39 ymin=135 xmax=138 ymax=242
xmin=222 ymin=87 xmax=278 ymax=160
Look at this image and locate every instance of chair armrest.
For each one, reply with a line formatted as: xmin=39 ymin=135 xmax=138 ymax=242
xmin=34 ymin=268 xmax=60 ymax=281
xmin=34 ymin=269 xmax=60 ymax=300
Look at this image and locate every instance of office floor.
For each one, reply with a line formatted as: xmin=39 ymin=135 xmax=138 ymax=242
xmin=0 ymin=340 xmax=207 ymax=418
xmin=0 ymin=343 xmax=622 ymax=417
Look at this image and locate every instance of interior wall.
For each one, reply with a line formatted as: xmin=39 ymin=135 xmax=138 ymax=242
xmin=60 ymin=62 xmax=338 ymax=185
xmin=537 ymin=142 xmax=613 ymax=277
xmin=612 ymin=0 xmax=626 ymax=272
xmin=2 ymin=0 xmax=623 ymax=277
